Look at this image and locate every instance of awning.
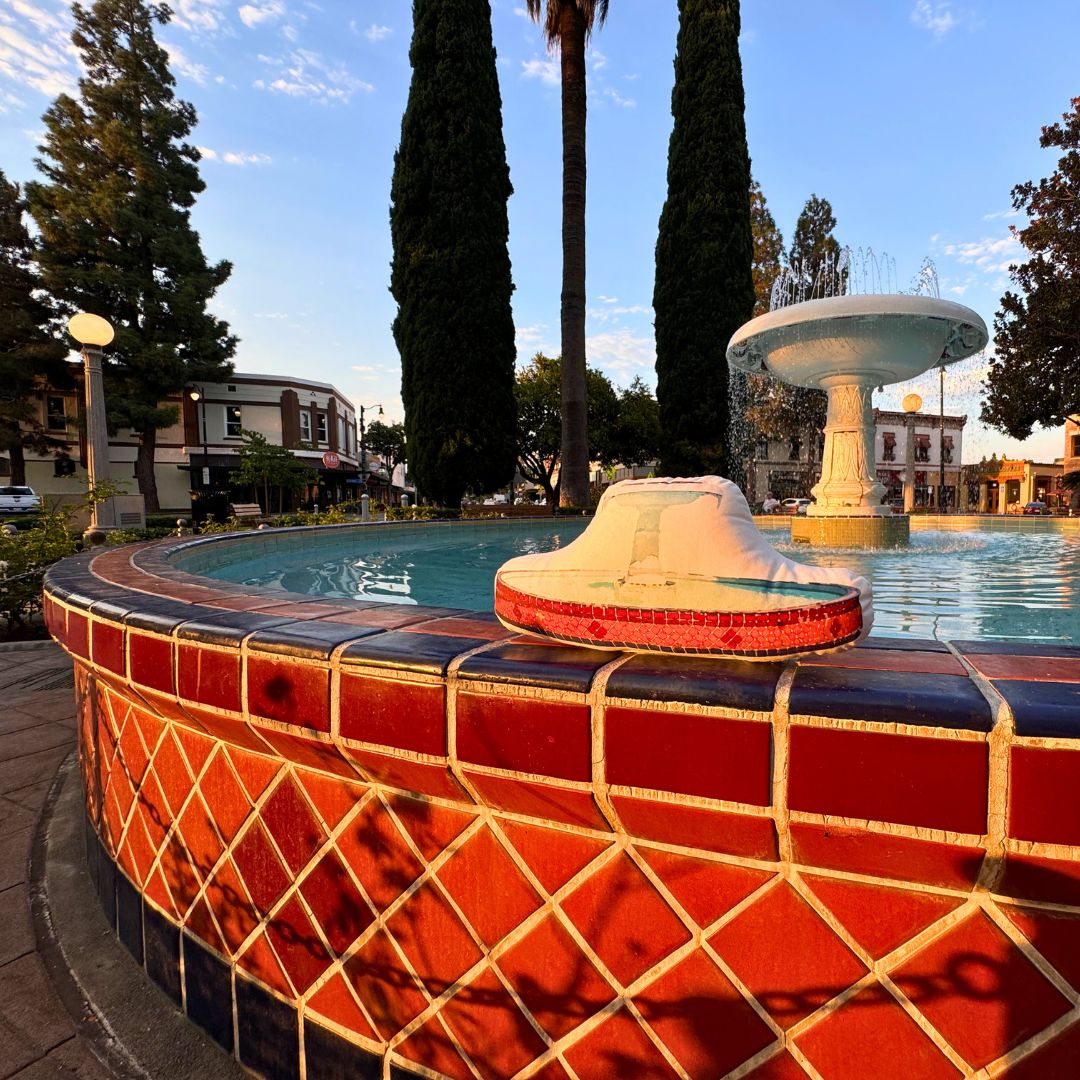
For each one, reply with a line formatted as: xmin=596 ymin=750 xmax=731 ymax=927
xmin=943 ymin=435 xmax=954 ymax=448
xmin=882 ymin=432 xmax=896 ymax=446
xmin=877 ymin=469 xmax=902 ymax=484
xmin=915 ymin=434 xmax=931 ymax=448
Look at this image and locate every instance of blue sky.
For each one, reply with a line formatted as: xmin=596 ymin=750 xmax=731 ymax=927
xmin=1 ymin=0 xmax=1076 ymax=464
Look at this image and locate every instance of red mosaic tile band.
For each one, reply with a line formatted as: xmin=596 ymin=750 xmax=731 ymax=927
xmin=494 ymin=577 xmax=863 ymax=657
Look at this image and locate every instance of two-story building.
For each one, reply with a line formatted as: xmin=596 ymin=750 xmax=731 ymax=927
xmin=873 ymin=407 xmax=967 ymax=510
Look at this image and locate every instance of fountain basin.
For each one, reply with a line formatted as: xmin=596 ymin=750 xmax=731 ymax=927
xmin=43 ymin=523 xmax=1080 ymax=1079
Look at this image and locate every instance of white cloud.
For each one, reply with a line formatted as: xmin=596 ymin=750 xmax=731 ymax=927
xmin=6 ymin=0 xmax=65 ymax=34
xmin=604 ymin=86 xmax=635 ymax=108
xmin=513 ymin=6 xmax=529 ymax=18
xmin=254 ymin=47 xmax=374 ymax=103
xmin=170 ymin=0 xmax=231 ymax=34
xmin=365 ymin=24 xmax=391 ymax=43
xmin=588 ymin=49 xmax=606 ymax=70
xmin=982 ymin=208 xmax=1021 ymax=221
xmin=163 ymin=40 xmax=209 ymax=84
xmin=199 ymin=145 xmax=272 ymax=166
xmin=0 ymin=19 xmax=78 ymax=97
xmin=256 ymin=312 xmax=290 ymax=320
xmin=238 ymin=0 xmax=286 ymax=29
xmin=943 ymin=234 xmax=1022 ymax=274
xmin=196 ymin=144 xmax=218 ymax=159
xmin=521 ymin=57 xmax=558 ymax=86
xmin=586 ymin=328 xmax=656 ymax=377
xmin=910 ymin=1 xmax=972 ymax=39
xmin=588 ymin=303 xmax=651 ymax=323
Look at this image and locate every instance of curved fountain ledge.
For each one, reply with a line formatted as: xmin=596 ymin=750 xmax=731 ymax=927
xmin=43 ymin=524 xmax=1080 ymax=1079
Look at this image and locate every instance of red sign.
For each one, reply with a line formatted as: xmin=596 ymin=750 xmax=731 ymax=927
xmin=321 ymin=451 xmax=340 ymax=469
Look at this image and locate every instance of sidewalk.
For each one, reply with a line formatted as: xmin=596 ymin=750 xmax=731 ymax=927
xmin=0 ymin=640 xmax=112 ymax=1080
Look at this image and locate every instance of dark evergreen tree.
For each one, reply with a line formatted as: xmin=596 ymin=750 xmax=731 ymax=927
xmin=787 ymin=194 xmax=842 ymax=299
xmin=654 ymin=0 xmax=754 ymax=479
xmin=983 ymin=97 xmax=1080 ymax=440
xmin=390 ymin=0 xmax=517 ymax=507
xmin=27 ymin=0 xmax=235 ymax=512
xmin=0 ymin=170 xmax=69 ymax=486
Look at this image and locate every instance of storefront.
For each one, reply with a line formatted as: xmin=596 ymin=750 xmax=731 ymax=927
xmin=977 ymin=459 xmax=1066 ymax=513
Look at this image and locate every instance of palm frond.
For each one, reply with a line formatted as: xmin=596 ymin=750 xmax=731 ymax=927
xmin=524 ymin=0 xmax=610 ymax=48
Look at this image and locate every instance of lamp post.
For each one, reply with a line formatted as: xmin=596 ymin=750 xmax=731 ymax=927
xmin=358 ymin=402 xmax=384 ymax=488
xmin=939 ymin=365 xmax=947 ymax=512
xmin=67 ymin=313 xmax=115 ymax=531
xmin=188 ymin=386 xmax=209 ymax=490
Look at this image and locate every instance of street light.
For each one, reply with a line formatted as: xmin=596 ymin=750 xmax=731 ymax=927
xmin=358 ymin=402 xmax=384 ymax=487
xmin=189 ymin=386 xmax=209 ymax=489
xmin=67 ymin=312 xmax=115 ymax=531
xmin=939 ymin=364 xmax=947 ymax=512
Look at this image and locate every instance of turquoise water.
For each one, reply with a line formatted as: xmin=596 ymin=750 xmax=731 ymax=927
xmin=199 ymin=520 xmax=1080 ymax=645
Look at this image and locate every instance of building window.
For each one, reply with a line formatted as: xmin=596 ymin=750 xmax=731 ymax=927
xmin=756 ymin=437 xmax=769 ymax=459
xmin=337 ymin=416 xmax=346 ymax=450
xmin=1071 ymin=434 xmax=1080 ymax=457
xmin=882 ymin=432 xmax=896 ymax=462
xmin=299 ymin=410 xmax=312 ymax=444
xmin=54 ymin=454 xmax=76 ymax=477
xmin=225 ymin=404 xmax=242 ymax=438
xmin=316 ymin=413 xmax=328 ymax=444
xmin=788 ymin=436 xmax=801 ymax=461
xmin=915 ymin=434 xmax=930 ymax=463
xmin=46 ymin=396 xmax=67 ymax=431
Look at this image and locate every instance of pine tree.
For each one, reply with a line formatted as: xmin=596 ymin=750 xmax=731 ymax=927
xmin=390 ymin=0 xmax=517 ymax=507
xmin=788 ymin=194 xmax=842 ymax=298
xmin=654 ymin=0 xmax=754 ymax=479
xmin=0 ymin=171 xmax=69 ymax=486
xmin=26 ymin=0 xmax=235 ymax=512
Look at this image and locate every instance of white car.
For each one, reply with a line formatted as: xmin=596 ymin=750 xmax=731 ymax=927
xmin=0 ymin=485 xmax=41 ymax=514
xmin=781 ymin=498 xmax=812 ymax=515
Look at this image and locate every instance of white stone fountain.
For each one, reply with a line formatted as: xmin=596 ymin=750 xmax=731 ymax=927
xmin=727 ymin=293 xmax=988 ymax=545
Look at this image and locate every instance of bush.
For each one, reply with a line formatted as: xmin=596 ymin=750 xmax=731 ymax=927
xmin=383 ymin=505 xmax=460 ymax=521
xmin=104 ymin=527 xmax=175 ymax=545
xmin=271 ymin=504 xmax=350 ymax=528
xmin=197 ymin=515 xmax=248 ymax=534
xmin=0 ymin=507 xmax=78 ymax=627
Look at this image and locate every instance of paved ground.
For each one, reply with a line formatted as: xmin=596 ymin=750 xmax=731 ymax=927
xmin=0 ymin=641 xmax=113 ymax=1080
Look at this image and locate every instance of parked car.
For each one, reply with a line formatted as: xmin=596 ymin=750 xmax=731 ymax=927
xmin=0 ymin=485 xmax=41 ymax=514
xmin=1022 ymin=501 xmax=1050 ymax=515
xmin=781 ymin=498 xmax=812 ymax=515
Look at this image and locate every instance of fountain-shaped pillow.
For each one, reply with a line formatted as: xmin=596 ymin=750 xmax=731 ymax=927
xmin=495 ymin=476 xmax=872 ymax=659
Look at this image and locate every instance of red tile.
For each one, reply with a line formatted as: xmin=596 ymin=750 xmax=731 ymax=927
xmin=563 ymin=1006 xmax=680 ymax=1079
xmin=226 ymin=746 xmax=281 ymax=803
xmin=255 ymin=726 xmax=360 ymax=781
xmin=247 ymin=654 xmax=330 ymax=731
xmin=184 ymin=706 xmax=273 ymax=755
xmin=386 ymin=880 xmax=483 ymax=997
xmin=144 ymin=865 xmax=179 ymax=918
xmin=339 ymin=673 xmax=446 ymax=755
xmin=636 ymin=949 xmax=776 ymax=1077
xmin=91 ymin=620 xmax=125 ymax=675
xmin=790 ymin=821 xmax=985 ymax=891
xmin=613 ymin=794 xmax=779 ymax=861
xmin=297 ymin=771 xmax=365 ymax=832
xmin=638 ymin=848 xmax=775 ymax=929
xmin=741 ymin=1051 xmax=809 ymax=1079
xmin=116 ymin=712 xmax=152 ymax=788
xmin=436 ymin=827 xmax=542 ymax=948
xmin=136 ymin=770 xmax=172 ymax=852
xmin=528 ymin=1062 xmax=574 ymax=1080
xmin=173 ymin=726 xmax=215 ymax=775
xmin=266 ymin=894 xmax=332 ymax=994
xmin=385 ymin=793 xmax=474 ymax=863
xmin=198 ymin=749 xmax=252 ymax=843
xmin=176 ymin=792 xmax=225 ymax=882
xmin=709 ymin=881 xmax=867 ymax=1030
xmin=160 ymin=833 xmax=201 ymax=915
xmin=562 ymin=852 xmax=692 ymax=987
xmin=345 ymin=930 xmax=430 ymax=1039
xmin=440 ymin=967 xmax=548 ymax=1077
xmin=186 ymin=896 xmax=227 ymax=957
xmin=796 ymin=982 xmax=960 ymax=1079
xmin=892 ymin=910 xmax=1071 ymax=1068
xmin=205 ymin=858 xmax=260 ymax=956
xmin=457 ymin=692 xmax=591 ymax=782
xmin=306 ymin=975 xmax=378 ymax=1041
xmin=177 ymin=644 xmax=241 ymax=712
xmin=1006 ymin=1018 xmax=1080 ymax=1079
xmin=498 ymin=819 xmax=610 ymax=895
xmin=788 ymin=725 xmax=988 ymax=835
xmin=466 ymin=770 xmax=609 ymax=830
xmin=606 ymin=706 xmax=772 ymax=806
xmin=970 ymin=654 xmax=1080 ymax=682
xmin=403 ymin=617 xmax=513 ymax=641
xmin=299 ymin=850 xmax=374 ymax=956
xmin=66 ymin=611 xmax=89 ymax=658
xmin=395 ymin=1016 xmax=474 ymax=1080
xmin=122 ymin=812 xmax=157 ymax=887
xmin=261 ymin=775 xmax=327 ymax=875
xmin=237 ymin=934 xmax=293 ymax=997
xmin=801 ymin=874 xmax=964 ymax=960
xmin=1010 ymin=746 xmax=1080 ymax=846
xmin=232 ymin=820 xmax=293 ymax=916
xmin=343 ymin=746 xmax=469 ymax=802
xmin=336 ymin=797 xmax=425 ymax=911
xmin=152 ymin=732 xmax=195 ymax=817
xmin=1000 ymin=904 xmax=1080 ymax=991
xmin=801 ymin=648 xmax=965 ymax=675
xmin=497 ymin=915 xmax=616 ymax=1041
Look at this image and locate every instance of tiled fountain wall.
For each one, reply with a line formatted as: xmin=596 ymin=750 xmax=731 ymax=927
xmin=43 ymin=528 xmax=1080 ymax=1080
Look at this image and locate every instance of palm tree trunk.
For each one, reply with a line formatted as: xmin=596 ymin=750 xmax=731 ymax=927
xmin=558 ymin=5 xmax=590 ymax=507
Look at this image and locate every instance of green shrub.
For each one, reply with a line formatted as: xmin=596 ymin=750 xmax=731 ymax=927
xmin=0 ymin=507 xmax=78 ymax=627
xmin=197 ymin=515 xmax=248 ymax=534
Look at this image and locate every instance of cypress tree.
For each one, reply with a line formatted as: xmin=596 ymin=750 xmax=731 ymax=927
xmin=654 ymin=0 xmax=754 ymax=479
xmin=27 ymin=0 xmax=235 ymax=512
xmin=0 ymin=170 xmax=69 ymax=485
xmin=390 ymin=0 xmax=517 ymax=507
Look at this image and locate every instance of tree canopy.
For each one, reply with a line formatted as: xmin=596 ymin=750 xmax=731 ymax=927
xmin=982 ymin=96 xmax=1080 ymax=440
xmin=391 ymin=0 xmax=517 ymax=507
xmin=364 ymin=420 xmax=406 ymax=478
xmin=0 ymin=170 xmax=69 ymax=485
xmin=654 ymin=0 xmax=754 ymax=480
xmin=233 ymin=430 xmax=314 ymax=514
xmin=26 ymin=0 xmax=235 ymax=512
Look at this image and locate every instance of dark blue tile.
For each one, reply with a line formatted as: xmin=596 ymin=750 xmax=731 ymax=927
xmin=458 ymin=641 xmax=613 ymax=693
xmin=340 ymin=631 xmax=490 ymax=676
xmin=143 ymin=901 xmax=181 ymax=1006
xmin=236 ymin=975 xmax=300 ymax=1080
xmin=247 ymin=622 xmax=385 ymax=661
xmin=116 ymin=870 xmax=143 ymax=965
xmin=95 ymin=839 xmax=116 ymax=929
xmin=952 ymin=639 xmax=1080 ymax=659
xmin=606 ymin=654 xmax=785 ymax=711
xmin=304 ymin=1019 xmax=381 ymax=1080
xmin=996 ymin=680 xmax=1080 ymax=738
xmin=789 ymin=666 xmax=992 ymax=732
xmin=124 ymin=598 xmax=205 ymax=634
xmin=175 ymin=610 xmax=295 ymax=646
xmin=183 ymin=934 xmax=234 ymax=1052
xmin=858 ymin=635 xmax=950 ymax=653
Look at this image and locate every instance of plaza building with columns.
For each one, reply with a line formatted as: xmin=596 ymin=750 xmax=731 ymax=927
xmin=872 ymin=407 xmax=967 ymax=511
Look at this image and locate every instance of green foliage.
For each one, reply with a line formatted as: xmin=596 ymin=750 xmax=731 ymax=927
xmin=788 ymin=194 xmax=842 ymax=297
xmin=0 ymin=505 xmax=77 ymax=626
xmin=272 ymin=504 xmax=350 ymax=527
xmin=654 ymin=0 xmax=754 ymax=479
xmin=514 ymin=353 xmax=619 ymax=504
xmin=233 ymin=429 xmax=314 ymax=513
xmin=364 ymin=420 xmax=407 ymax=477
xmin=383 ymin=505 xmax=457 ymax=521
xmin=609 ymin=377 xmax=662 ymax=467
xmin=390 ymin=0 xmax=517 ymax=507
xmin=983 ymin=97 xmax=1080 ymax=439
xmin=103 ymin=526 xmax=173 ymax=545
xmin=749 ymin=179 xmax=784 ymax=318
xmin=26 ymin=0 xmax=236 ymax=513
xmin=197 ymin=515 xmax=246 ymax=534
xmin=0 ymin=170 xmax=70 ymax=485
